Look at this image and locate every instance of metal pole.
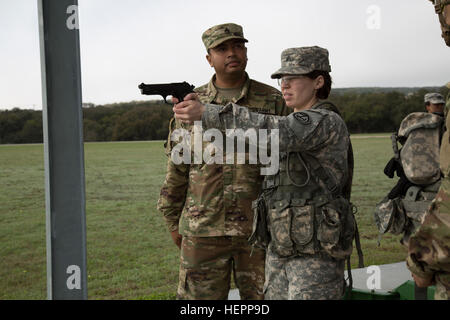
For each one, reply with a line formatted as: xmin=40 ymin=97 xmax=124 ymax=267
xmin=38 ymin=0 xmax=87 ymax=300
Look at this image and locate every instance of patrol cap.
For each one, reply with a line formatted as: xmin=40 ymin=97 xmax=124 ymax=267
xmin=202 ymin=23 xmax=248 ymax=50
xmin=424 ymin=92 xmax=445 ymax=104
xmin=271 ymin=46 xmax=331 ymax=79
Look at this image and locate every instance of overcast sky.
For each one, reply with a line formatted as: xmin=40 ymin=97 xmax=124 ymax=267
xmin=0 ymin=0 xmax=449 ymax=110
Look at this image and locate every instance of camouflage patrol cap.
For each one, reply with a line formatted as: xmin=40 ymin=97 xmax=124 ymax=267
xmin=271 ymin=46 xmax=331 ymax=79
xmin=424 ymin=92 xmax=446 ymax=104
xmin=202 ymin=23 xmax=248 ymax=50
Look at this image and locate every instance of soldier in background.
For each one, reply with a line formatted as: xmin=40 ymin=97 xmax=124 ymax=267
xmin=173 ymin=46 xmax=358 ymax=300
xmin=157 ymin=23 xmax=288 ymax=300
xmin=424 ymin=92 xmax=446 ymax=116
xmin=406 ymin=1 xmax=450 ymax=300
xmin=373 ymin=92 xmax=445 ymax=248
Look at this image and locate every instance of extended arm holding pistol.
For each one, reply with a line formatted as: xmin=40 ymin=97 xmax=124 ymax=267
xmin=138 ymin=82 xmax=195 ymax=104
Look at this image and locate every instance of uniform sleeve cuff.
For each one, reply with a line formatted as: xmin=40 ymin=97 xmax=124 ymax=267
xmin=406 ymin=255 xmax=435 ymax=279
xmin=166 ymin=220 xmax=180 ymax=233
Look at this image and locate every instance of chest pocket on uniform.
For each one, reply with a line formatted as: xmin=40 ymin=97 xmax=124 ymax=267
xmin=247 ymin=95 xmax=277 ymax=115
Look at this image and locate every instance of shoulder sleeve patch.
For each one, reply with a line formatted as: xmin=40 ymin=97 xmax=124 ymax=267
xmin=293 ymin=112 xmax=311 ymax=125
xmin=286 ymin=110 xmax=326 ymax=140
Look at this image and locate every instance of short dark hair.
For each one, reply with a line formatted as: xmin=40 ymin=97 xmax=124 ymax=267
xmin=304 ymin=70 xmax=332 ymax=99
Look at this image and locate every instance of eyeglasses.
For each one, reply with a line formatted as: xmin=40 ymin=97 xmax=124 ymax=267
xmin=277 ymin=75 xmax=305 ymax=87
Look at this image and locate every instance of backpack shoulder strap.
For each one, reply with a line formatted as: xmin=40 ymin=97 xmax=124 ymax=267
xmin=312 ymin=100 xmax=354 ymax=201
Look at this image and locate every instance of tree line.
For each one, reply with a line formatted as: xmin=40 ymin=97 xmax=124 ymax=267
xmin=0 ymin=100 xmax=172 ymax=144
xmin=0 ymin=87 xmax=447 ymax=144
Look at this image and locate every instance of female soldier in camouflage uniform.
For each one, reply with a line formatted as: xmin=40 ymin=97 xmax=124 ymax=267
xmin=174 ymin=46 xmax=356 ymax=300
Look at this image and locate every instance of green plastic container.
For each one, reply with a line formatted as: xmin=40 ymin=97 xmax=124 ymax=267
xmin=343 ymin=281 xmax=435 ymax=300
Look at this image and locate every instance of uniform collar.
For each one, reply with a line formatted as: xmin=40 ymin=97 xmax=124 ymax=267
xmin=206 ymin=73 xmax=251 ymax=104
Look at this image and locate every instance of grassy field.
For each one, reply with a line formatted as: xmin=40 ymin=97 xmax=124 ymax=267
xmin=0 ymin=134 xmax=407 ymax=300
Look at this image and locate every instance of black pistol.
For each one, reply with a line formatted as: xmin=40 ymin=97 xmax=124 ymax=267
xmin=138 ymin=82 xmax=195 ymax=104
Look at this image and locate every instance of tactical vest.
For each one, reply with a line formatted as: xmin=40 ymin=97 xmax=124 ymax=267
xmin=249 ymin=102 xmax=361 ymax=263
xmin=262 ymin=151 xmax=357 ymax=260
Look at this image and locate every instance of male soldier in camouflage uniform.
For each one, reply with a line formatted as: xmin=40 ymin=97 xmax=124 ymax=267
xmin=406 ymin=1 xmax=450 ymax=300
xmin=156 ymin=23 xmax=288 ymax=300
xmin=174 ymin=46 xmax=357 ymax=300
xmin=424 ymin=92 xmax=446 ymax=116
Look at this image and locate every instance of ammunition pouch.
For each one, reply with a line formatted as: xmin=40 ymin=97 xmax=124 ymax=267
xmin=266 ymin=196 xmax=355 ymax=259
xmin=374 ymin=180 xmax=441 ymax=245
xmin=374 ymin=196 xmax=407 ymax=236
xmin=250 ymin=149 xmax=361 ymax=267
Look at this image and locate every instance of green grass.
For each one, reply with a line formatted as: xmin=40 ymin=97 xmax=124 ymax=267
xmin=349 ymin=135 xmax=406 ymax=267
xmin=0 ymin=135 xmax=406 ymax=300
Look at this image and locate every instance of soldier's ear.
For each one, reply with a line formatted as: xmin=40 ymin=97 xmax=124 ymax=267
xmin=314 ymin=75 xmax=325 ymax=90
xmin=206 ymin=54 xmax=213 ymax=67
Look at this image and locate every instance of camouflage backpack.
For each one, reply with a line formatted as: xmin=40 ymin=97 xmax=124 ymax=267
xmin=374 ymin=112 xmax=444 ymax=245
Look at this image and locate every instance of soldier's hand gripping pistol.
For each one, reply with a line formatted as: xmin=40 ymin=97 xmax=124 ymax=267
xmin=138 ymin=82 xmax=195 ymax=104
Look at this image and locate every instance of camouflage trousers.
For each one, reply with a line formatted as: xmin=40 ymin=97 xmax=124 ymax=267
xmin=177 ymin=236 xmax=265 ymax=300
xmin=264 ymin=244 xmax=345 ymax=300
